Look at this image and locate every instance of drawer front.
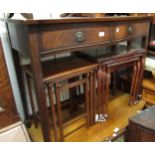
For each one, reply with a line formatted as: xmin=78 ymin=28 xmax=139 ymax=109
xmin=113 ymin=24 xmax=128 ymax=40
xmin=113 ymin=21 xmax=149 ymax=41
xmin=39 ymin=26 xmax=110 ymax=53
xmin=131 ymin=22 xmax=149 ymax=35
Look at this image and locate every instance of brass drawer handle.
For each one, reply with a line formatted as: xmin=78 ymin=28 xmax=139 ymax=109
xmin=75 ymin=31 xmax=85 ymax=43
xmin=116 ymin=27 xmax=120 ymax=33
xmin=128 ymin=26 xmax=133 ymax=34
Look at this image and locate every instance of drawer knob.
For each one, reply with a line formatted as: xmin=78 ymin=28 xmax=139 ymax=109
xmin=128 ymin=26 xmax=133 ymax=34
xmin=75 ymin=31 xmax=85 ymax=42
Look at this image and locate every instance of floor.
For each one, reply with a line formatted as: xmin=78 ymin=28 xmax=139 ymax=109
xmin=27 ymin=93 xmax=145 ymax=142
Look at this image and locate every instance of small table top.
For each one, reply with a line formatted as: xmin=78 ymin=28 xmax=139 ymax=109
xmin=129 ymin=106 xmax=155 ymax=131
xmin=23 ymin=56 xmax=97 ymax=82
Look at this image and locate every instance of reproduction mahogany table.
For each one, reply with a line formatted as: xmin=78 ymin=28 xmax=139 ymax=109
xmin=76 ymin=46 xmax=147 ymax=118
xmin=3 ymin=16 xmax=152 ymax=141
xmin=23 ymin=56 xmax=97 ymax=141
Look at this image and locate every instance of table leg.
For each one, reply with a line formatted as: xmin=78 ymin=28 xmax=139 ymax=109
xmin=55 ymin=82 xmax=64 ymax=142
xmin=129 ymin=61 xmax=138 ymax=105
xmin=132 ymin=60 xmax=141 ymax=104
xmin=97 ymin=66 xmax=103 ymax=121
xmin=85 ymin=74 xmax=90 ymax=127
xmin=25 ymin=73 xmax=38 ymax=128
xmin=48 ymin=84 xmax=59 ymax=142
xmin=29 ymin=34 xmax=51 ymax=142
xmin=90 ymin=71 xmax=94 ymax=126
xmin=92 ymin=70 xmax=97 ymax=125
xmin=104 ymin=71 xmax=110 ymax=118
xmin=135 ymin=57 xmax=145 ymax=101
xmin=101 ymin=67 xmax=107 ymax=119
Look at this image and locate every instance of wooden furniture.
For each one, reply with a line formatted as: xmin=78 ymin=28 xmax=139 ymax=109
xmin=131 ymin=13 xmax=155 ymax=24
xmin=142 ymin=78 xmax=155 ymax=105
xmin=4 ymin=16 xmax=151 ymax=141
xmin=76 ymin=47 xmax=147 ymax=117
xmin=23 ymin=56 xmax=97 ymax=141
xmin=0 ymin=38 xmax=19 ymax=129
xmin=127 ymin=106 xmax=155 ymax=141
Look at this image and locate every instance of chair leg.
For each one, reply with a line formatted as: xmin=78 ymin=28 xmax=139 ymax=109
xmin=55 ymin=83 xmax=64 ymax=142
xmin=47 ymin=84 xmax=59 ymax=142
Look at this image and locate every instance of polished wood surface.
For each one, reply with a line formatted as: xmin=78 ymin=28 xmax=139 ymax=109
xmin=39 ymin=26 xmax=110 ymax=52
xmin=0 ymin=39 xmax=19 ymax=129
xmin=23 ymin=56 xmax=97 ymax=82
xmin=5 ymin=16 xmax=151 ymax=25
xmin=5 ymin=16 xmax=151 ymax=56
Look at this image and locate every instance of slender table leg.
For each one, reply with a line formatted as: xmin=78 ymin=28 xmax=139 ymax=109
xmin=132 ymin=60 xmax=141 ymax=104
xmin=97 ymin=66 xmax=103 ymax=121
xmin=90 ymin=71 xmax=94 ymax=126
xmin=55 ymin=82 xmax=64 ymax=142
xmin=48 ymin=84 xmax=59 ymax=142
xmin=85 ymin=74 xmax=90 ymax=127
xmin=12 ymin=50 xmax=30 ymax=125
xmin=135 ymin=57 xmax=145 ymax=101
xmin=101 ymin=67 xmax=107 ymax=119
xmin=25 ymin=73 xmax=38 ymax=128
xmin=92 ymin=69 xmax=97 ymax=125
xmin=104 ymin=70 xmax=110 ymax=119
xmin=129 ymin=62 xmax=137 ymax=105
xmin=29 ymin=34 xmax=51 ymax=142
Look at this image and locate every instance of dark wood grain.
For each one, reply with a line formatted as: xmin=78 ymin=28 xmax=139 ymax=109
xmin=3 ymin=16 xmax=152 ymax=25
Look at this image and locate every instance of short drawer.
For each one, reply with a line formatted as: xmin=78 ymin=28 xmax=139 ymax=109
xmin=113 ymin=24 xmax=129 ymax=40
xmin=39 ymin=26 xmax=110 ymax=53
xmin=130 ymin=22 xmax=149 ymax=35
xmin=113 ymin=21 xmax=149 ymax=41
